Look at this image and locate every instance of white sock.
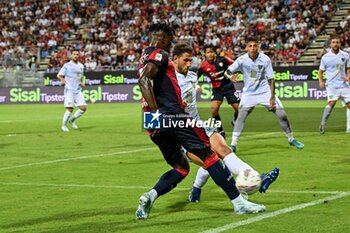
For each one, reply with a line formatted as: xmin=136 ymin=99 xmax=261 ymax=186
xmin=70 ymin=109 xmax=85 ymax=122
xmin=231 ymin=194 xmax=245 ymax=207
xmin=286 ymin=132 xmax=294 ymax=143
xmin=193 ymin=167 xmax=210 ymax=189
xmin=230 ymin=132 xmax=239 ymax=146
xmin=347 ymin=108 xmax=350 ymax=131
xmin=148 ymin=189 xmax=158 ymax=203
xmin=321 ymin=105 xmax=333 ymax=125
xmin=223 ymin=153 xmax=253 ymax=176
xmin=62 ymin=110 xmax=71 ymax=126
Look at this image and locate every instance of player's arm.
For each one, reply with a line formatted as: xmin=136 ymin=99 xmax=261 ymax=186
xmin=268 ymin=78 xmax=276 ymax=111
xmin=139 ymin=62 xmax=158 ymax=111
xmin=346 ymin=57 xmax=350 ymax=82
xmin=346 ymin=67 xmax=350 ymax=82
xmin=80 ymin=67 xmax=85 ymax=87
xmin=224 ymin=56 xmax=234 ymax=66
xmin=318 ymin=57 xmax=326 ymax=88
xmin=318 ymin=69 xmax=325 ymax=88
xmin=266 ymin=59 xmax=276 ymax=111
xmin=57 ymin=65 xmax=66 ymax=85
xmin=224 ymin=58 xmax=241 ymax=82
xmin=197 ymin=67 xmax=204 ymax=80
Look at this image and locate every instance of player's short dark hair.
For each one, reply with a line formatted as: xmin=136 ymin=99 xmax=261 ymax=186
xmin=246 ymin=37 xmax=259 ymax=43
xmin=148 ymin=23 xmax=175 ymax=36
xmin=203 ymin=44 xmax=215 ymax=52
xmin=329 ymin=34 xmax=340 ymax=41
xmin=173 ymin=43 xmax=193 ymax=57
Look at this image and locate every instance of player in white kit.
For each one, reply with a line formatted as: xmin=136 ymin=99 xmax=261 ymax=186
xmin=224 ymin=37 xmax=304 ymax=152
xmin=57 ymin=50 xmax=87 ymax=132
xmin=318 ymin=35 xmax=350 ymax=134
xmin=173 ymin=43 xmax=279 ymax=202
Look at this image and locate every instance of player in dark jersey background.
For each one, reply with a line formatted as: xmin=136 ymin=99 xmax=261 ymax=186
xmin=135 ymin=23 xmax=266 ymax=220
xmin=198 ymin=44 xmax=240 ymax=139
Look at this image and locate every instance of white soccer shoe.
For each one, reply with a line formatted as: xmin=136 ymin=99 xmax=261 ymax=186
xmin=61 ymin=125 xmax=69 ymax=132
xmin=234 ymin=199 xmax=266 ymax=214
xmin=135 ymin=192 xmax=154 ymax=220
xmin=68 ymin=119 xmax=78 ymax=129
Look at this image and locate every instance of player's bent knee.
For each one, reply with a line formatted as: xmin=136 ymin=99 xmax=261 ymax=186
xmin=80 ymin=106 xmax=87 ymax=111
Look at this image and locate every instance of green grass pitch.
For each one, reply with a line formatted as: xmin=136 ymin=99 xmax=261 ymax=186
xmin=0 ymin=101 xmax=349 ymax=233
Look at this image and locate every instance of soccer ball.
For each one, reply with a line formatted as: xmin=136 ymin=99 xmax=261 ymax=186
xmin=90 ymin=98 xmax=96 ymax=104
xmin=235 ymin=169 xmax=262 ymax=195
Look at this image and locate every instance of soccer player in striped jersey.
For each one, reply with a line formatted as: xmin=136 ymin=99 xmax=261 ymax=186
xmin=198 ymin=44 xmax=240 ymax=139
xmin=135 ymin=23 xmax=266 ymax=220
xmin=318 ymin=35 xmax=350 ymax=134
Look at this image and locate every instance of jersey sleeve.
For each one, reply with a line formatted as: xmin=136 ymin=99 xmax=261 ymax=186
xmin=346 ymin=53 xmax=350 ymax=69
xmin=227 ymin=58 xmax=241 ymax=73
xmin=197 ymin=66 xmax=204 ymax=79
xmin=224 ymin=56 xmax=234 ymax=65
xmin=58 ymin=64 xmax=67 ymax=77
xmin=146 ymin=49 xmax=169 ymax=71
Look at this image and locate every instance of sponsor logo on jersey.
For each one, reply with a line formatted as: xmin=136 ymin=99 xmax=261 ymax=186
xmin=155 ymin=53 xmax=162 ymax=61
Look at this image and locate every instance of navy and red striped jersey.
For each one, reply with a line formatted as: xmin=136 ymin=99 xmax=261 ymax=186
xmin=138 ymin=46 xmax=184 ymax=114
xmin=198 ymin=56 xmax=234 ymax=89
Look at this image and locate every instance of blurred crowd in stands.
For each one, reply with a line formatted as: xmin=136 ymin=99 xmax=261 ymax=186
xmin=0 ymin=0 xmax=349 ymax=73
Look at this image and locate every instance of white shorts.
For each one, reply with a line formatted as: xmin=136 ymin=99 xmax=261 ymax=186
xmin=240 ymin=91 xmax=284 ymax=110
xmin=64 ymin=89 xmax=87 ymax=108
xmin=326 ymin=86 xmax=350 ymax=106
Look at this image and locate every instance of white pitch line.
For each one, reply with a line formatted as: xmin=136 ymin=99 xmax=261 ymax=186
xmin=0 ymin=119 xmax=28 ymax=123
xmin=200 ymin=192 xmax=350 ymax=233
xmin=269 ymin=190 xmax=344 ymax=195
xmin=0 ymin=147 xmax=157 ymax=171
xmin=242 ymin=132 xmax=281 ymax=138
xmin=0 ymin=182 xmax=153 ymax=190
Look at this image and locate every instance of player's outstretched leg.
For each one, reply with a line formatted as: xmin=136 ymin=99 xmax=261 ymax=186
xmin=259 ymin=168 xmax=280 ymax=193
